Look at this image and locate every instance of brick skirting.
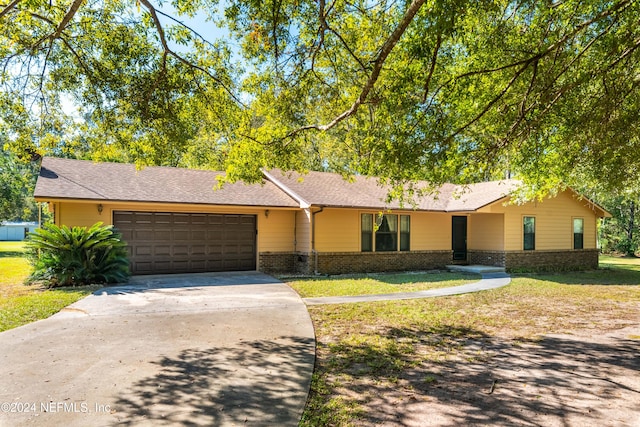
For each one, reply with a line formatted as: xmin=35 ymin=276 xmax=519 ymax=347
xmin=469 ymin=249 xmax=599 ymax=271
xmin=258 ymin=252 xmax=295 ymax=274
xmin=260 ymin=249 xmax=599 ymax=275
xmin=314 ymin=251 xmax=452 ymax=275
xmin=259 ymin=252 xmax=312 ymax=274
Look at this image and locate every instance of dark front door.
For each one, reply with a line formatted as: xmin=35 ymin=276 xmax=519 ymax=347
xmin=452 ymin=216 xmax=467 ymax=261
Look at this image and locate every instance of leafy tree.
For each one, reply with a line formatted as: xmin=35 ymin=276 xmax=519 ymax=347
xmin=1 ymin=0 xmax=639 ymax=197
xmin=598 ymin=195 xmax=640 ymax=256
xmin=25 ymin=222 xmax=130 ymax=287
xmin=0 ymin=149 xmax=38 ymax=222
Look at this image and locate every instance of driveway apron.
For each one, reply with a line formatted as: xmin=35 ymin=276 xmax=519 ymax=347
xmin=0 ymin=272 xmax=315 ymax=427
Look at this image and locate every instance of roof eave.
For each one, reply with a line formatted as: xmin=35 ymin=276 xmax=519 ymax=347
xmin=34 ymin=196 xmax=300 ymax=209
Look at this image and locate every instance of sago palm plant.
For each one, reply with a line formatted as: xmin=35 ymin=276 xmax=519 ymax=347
xmin=26 ymin=222 xmax=130 ymax=287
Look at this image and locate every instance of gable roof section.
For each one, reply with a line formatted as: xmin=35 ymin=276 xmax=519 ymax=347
xmin=446 ymin=180 xmax=519 ymax=212
xmin=34 ymin=157 xmax=299 ymax=208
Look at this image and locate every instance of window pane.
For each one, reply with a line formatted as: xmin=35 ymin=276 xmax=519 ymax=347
xmin=400 ymin=215 xmax=410 ymax=251
xmin=362 ymin=214 xmax=373 ymax=232
xmin=524 ymin=217 xmax=535 ymax=233
xmin=524 ymin=217 xmax=535 ymax=250
xmin=574 ymin=218 xmax=584 ymax=249
xmin=375 ymin=215 xmax=397 ymax=251
xmin=361 ymin=214 xmax=373 ymax=252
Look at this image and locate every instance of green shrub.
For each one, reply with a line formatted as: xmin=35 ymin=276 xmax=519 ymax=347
xmin=25 ymin=222 xmax=130 ymax=287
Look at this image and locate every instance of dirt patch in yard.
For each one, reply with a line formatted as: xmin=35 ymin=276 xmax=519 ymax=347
xmin=320 ymin=323 xmax=640 ymax=427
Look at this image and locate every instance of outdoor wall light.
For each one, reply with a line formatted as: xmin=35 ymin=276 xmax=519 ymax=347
xmin=97 ymin=204 xmax=103 ymax=215
xmin=264 ymin=209 xmax=270 ymax=218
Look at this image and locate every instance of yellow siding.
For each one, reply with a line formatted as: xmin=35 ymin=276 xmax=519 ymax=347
xmin=58 ymin=202 xmax=104 ymax=228
xmin=468 ymin=214 xmax=504 ymax=250
xmin=314 ymin=208 xmax=360 ymax=252
xmin=259 ymin=209 xmax=295 ymax=251
xmin=295 ymin=209 xmax=312 ymax=252
xmin=54 ymin=201 xmax=296 ymax=252
xmin=314 ymin=209 xmax=452 ymax=252
xmin=483 ymin=191 xmax=598 ymax=251
xmin=411 ymin=213 xmax=451 ymax=250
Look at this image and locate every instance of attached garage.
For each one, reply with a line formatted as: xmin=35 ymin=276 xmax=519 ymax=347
xmin=114 ymin=211 xmax=257 ymax=275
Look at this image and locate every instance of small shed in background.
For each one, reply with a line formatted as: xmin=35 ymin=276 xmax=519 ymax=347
xmin=0 ymin=222 xmax=38 ymax=241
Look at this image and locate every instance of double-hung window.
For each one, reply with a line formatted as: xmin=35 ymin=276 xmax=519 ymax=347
xmin=573 ymin=218 xmax=584 ymax=249
xmin=523 ymin=216 xmax=535 ymax=250
xmin=361 ymin=214 xmax=410 ymax=252
xmin=361 ymin=214 xmax=374 ymax=252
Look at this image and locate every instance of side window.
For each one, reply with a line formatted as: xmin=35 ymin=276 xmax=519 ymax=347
xmin=523 ymin=216 xmax=535 ymax=250
xmin=361 ymin=214 xmax=373 ymax=252
xmin=400 ymin=215 xmax=410 ymax=251
xmin=573 ymin=218 xmax=584 ymax=249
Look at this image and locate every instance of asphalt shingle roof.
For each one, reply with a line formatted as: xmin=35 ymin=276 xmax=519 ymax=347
xmin=34 ymin=157 xmax=300 ymax=208
xmin=34 ymin=157 xmax=521 ymax=212
xmin=265 ymin=170 xmax=517 ymax=211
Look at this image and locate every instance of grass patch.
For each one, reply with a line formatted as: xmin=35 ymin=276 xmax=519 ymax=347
xmin=300 ymin=257 xmax=640 ymax=425
xmin=0 ymin=241 xmax=99 ymax=332
xmin=287 ymin=271 xmax=480 ymax=298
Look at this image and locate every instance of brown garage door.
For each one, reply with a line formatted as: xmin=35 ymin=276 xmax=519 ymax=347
xmin=113 ymin=211 xmax=257 ymax=275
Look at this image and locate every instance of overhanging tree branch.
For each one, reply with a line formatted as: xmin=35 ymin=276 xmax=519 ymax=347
xmin=0 ymin=0 xmax=21 ymax=19
xmin=138 ymin=0 xmax=245 ymax=107
xmin=286 ymin=0 xmax=426 ymax=137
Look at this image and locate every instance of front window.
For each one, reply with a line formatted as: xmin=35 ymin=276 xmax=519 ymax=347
xmin=523 ymin=216 xmax=535 ymax=250
xmin=361 ymin=213 xmax=410 ymax=252
xmin=361 ymin=214 xmax=373 ymax=252
xmin=375 ymin=214 xmax=398 ymax=251
xmin=573 ymin=218 xmax=584 ymax=249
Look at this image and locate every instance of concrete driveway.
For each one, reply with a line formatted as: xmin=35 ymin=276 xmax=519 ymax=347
xmin=0 ymin=272 xmax=315 ymax=426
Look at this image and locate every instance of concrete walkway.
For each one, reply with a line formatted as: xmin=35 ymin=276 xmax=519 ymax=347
xmin=0 ymin=272 xmax=315 ymax=427
xmin=303 ymin=272 xmax=511 ymax=305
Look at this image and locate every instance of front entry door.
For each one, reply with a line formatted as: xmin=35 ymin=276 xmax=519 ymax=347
xmin=452 ymin=216 xmax=467 ymax=261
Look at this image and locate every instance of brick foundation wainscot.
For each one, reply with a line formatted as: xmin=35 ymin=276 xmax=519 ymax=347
xmin=469 ymin=249 xmax=599 ymax=271
xmin=259 ymin=252 xmax=296 ymax=274
xmin=314 ymin=251 xmax=452 ymax=275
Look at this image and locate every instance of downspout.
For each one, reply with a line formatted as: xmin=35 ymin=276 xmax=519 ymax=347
xmin=311 ymin=206 xmax=325 ymax=275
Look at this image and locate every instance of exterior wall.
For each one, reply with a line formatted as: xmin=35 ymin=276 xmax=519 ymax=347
xmin=259 ymin=209 xmax=296 ymax=252
xmin=411 ymin=212 xmax=451 ymax=250
xmin=296 ymin=208 xmax=312 ymax=253
xmin=314 ymin=208 xmax=360 ymax=252
xmin=53 ymin=200 xmax=297 ymax=253
xmin=480 ymin=190 xmax=599 ymax=251
xmin=505 ymin=249 xmax=599 ymax=271
xmin=467 ymin=250 xmax=506 ymax=267
xmin=313 ymin=208 xmax=452 ymax=253
xmin=315 ymin=250 xmax=452 ymax=275
xmin=468 ymin=214 xmax=504 ymax=251
xmin=469 ymin=249 xmax=599 ymax=271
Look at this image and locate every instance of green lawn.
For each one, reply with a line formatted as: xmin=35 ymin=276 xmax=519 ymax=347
xmin=287 ymin=271 xmax=481 ymax=298
xmin=296 ymin=257 xmax=640 ymax=426
xmin=0 ymin=241 xmax=99 ymax=332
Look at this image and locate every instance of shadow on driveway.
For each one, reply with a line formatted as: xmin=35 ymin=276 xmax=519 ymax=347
xmin=114 ymin=336 xmax=315 ymax=426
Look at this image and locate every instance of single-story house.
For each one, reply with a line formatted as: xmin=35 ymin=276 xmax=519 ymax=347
xmin=0 ymin=222 xmax=38 ymax=241
xmin=34 ymin=157 xmax=610 ymax=275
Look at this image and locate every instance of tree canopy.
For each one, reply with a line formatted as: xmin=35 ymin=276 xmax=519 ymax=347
xmin=1 ymin=0 xmax=639 ymax=198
